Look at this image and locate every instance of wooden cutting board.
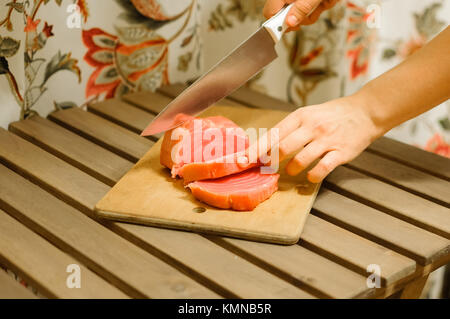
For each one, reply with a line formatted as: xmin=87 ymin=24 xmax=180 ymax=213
xmin=95 ymin=104 xmax=321 ymax=244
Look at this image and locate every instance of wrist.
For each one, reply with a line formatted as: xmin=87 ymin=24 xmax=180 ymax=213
xmin=344 ymin=91 xmax=389 ymax=141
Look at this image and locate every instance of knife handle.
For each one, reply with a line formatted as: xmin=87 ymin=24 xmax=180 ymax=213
xmin=262 ymin=3 xmax=295 ymax=43
xmin=263 ymin=2 xmax=319 ymax=43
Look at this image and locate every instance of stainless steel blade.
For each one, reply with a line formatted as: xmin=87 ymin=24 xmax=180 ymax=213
xmin=141 ymin=28 xmax=277 ymax=136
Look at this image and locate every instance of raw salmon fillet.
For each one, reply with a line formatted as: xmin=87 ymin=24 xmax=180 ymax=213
xmin=187 ymin=168 xmax=279 ymax=211
xmin=160 ymin=114 xmax=253 ymax=181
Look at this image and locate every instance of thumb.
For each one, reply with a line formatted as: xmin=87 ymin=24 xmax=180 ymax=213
xmin=286 ymin=0 xmax=322 ymax=28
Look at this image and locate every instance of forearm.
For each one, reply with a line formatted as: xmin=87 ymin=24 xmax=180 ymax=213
xmin=352 ymin=26 xmax=450 ymax=138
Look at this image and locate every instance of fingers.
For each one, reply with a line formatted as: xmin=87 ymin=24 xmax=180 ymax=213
xmin=243 ymin=109 xmax=303 ymax=166
xmin=245 ymin=127 xmax=281 ymax=166
xmin=299 ymin=5 xmax=325 ymax=25
xmin=307 ymin=150 xmax=343 ymax=183
xmin=278 ymin=126 xmax=313 ymax=161
xmin=286 ymin=25 xmax=301 ymax=32
xmin=286 ymin=0 xmax=323 ymax=28
xmin=264 ymin=0 xmax=340 ymax=28
xmin=301 ymin=0 xmax=339 ymax=25
xmin=263 ymin=0 xmax=291 ymax=19
xmin=286 ymin=141 xmax=327 ymax=176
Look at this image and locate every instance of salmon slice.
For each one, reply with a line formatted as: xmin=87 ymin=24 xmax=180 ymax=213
xmin=160 ymin=114 xmax=251 ymax=181
xmin=187 ymin=168 xmax=280 ymax=211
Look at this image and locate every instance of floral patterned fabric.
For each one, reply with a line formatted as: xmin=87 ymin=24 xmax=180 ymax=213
xmin=0 ymin=0 xmax=449 ymax=156
xmin=371 ymin=0 xmax=450 ymax=155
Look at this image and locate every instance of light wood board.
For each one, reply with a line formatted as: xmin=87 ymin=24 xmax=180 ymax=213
xmin=95 ymin=105 xmax=321 ymax=244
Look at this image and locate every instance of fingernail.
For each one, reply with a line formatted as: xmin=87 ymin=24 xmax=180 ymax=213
xmin=287 ymin=15 xmax=299 ymax=27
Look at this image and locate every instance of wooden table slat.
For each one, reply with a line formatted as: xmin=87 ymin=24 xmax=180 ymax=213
xmin=122 ymin=91 xmax=174 ymax=114
xmin=325 ymin=166 xmax=450 ymax=240
xmin=314 ymin=189 xmax=450 ymax=265
xmin=229 ymin=86 xmax=297 ymax=111
xmin=30 ymin=112 xmax=417 ymax=295
xmin=209 ymin=236 xmax=369 ymax=298
xmin=368 ymin=137 xmax=450 ymax=182
xmin=0 ymin=269 xmax=37 ymax=299
xmin=300 ymin=215 xmax=416 ymax=285
xmin=0 ymin=128 xmax=110 ymax=217
xmin=0 ymin=269 xmax=38 ymax=299
xmin=0 ymin=209 xmax=127 ymax=299
xmin=9 ymin=116 xmax=134 ymax=187
xmin=0 ymin=129 xmax=314 ymax=298
xmin=158 ymin=83 xmax=189 ymax=97
xmin=111 ymin=224 xmax=317 ymax=299
xmin=87 ymin=99 xmax=162 ymax=140
xmin=123 ymin=91 xmax=244 ymax=115
xmin=48 ymin=108 xmax=152 ymax=163
xmin=0 ymin=164 xmax=217 ymax=299
xmin=157 ymin=84 xmax=245 ymax=109
xmin=348 ymin=151 xmax=450 ymax=207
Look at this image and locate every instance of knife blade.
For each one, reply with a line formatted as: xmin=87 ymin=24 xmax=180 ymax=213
xmin=141 ymin=4 xmax=295 ymax=136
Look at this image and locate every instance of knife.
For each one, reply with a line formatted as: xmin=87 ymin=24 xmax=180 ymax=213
xmin=141 ymin=4 xmax=298 ymax=136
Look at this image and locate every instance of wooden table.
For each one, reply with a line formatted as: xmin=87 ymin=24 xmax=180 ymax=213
xmin=0 ymin=84 xmax=449 ymax=299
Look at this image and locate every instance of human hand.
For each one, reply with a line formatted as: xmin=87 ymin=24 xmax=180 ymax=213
xmin=246 ymin=95 xmax=384 ymax=183
xmin=263 ymin=0 xmax=340 ymax=30
xmin=242 ymin=27 xmax=450 ymax=183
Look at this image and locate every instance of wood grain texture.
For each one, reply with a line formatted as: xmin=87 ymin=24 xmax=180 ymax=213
xmin=162 ymin=81 xmax=297 ymax=111
xmin=122 ymin=91 xmax=175 ymax=114
xmin=123 ymin=91 xmax=243 ymax=115
xmin=347 ymin=151 xmax=450 ymax=207
xmin=0 ymin=268 xmax=37 ymax=299
xmin=110 ymin=224 xmax=314 ymax=299
xmin=325 ymin=166 xmax=450 ymax=240
xmin=157 ymin=83 xmax=243 ymax=108
xmin=228 ymin=86 xmax=297 ymax=112
xmin=48 ymin=108 xmax=153 ymax=163
xmin=87 ymin=99 xmax=160 ymax=140
xmin=368 ymin=137 xmax=450 ymax=182
xmin=377 ymin=263 xmax=444 ymax=299
xmin=36 ymin=111 xmax=418 ymax=297
xmin=9 ymin=116 xmax=133 ymax=187
xmin=2 ymin=126 xmax=313 ymax=298
xmin=157 ymin=83 xmax=187 ymax=97
xmin=313 ymin=189 xmax=450 ymax=265
xmin=0 ymin=128 xmax=110 ymax=217
xmin=0 ymin=164 xmax=217 ymax=299
xmin=211 ymin=236 xmax=370 ymax=298
xmin=398 ymin=275 xmax=429 ymax=299
xmin=0 ymin=209 xmax=127 ymax=299
xmin=0 ymin=84 xmax=447 ymax=298
xmin=36 ymin=109 xmax=416 ymax=295
xmin=300 ymin=214 xmax=416 ymax=286
xmin=96 ymin=105 xmax=321 ymax=244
